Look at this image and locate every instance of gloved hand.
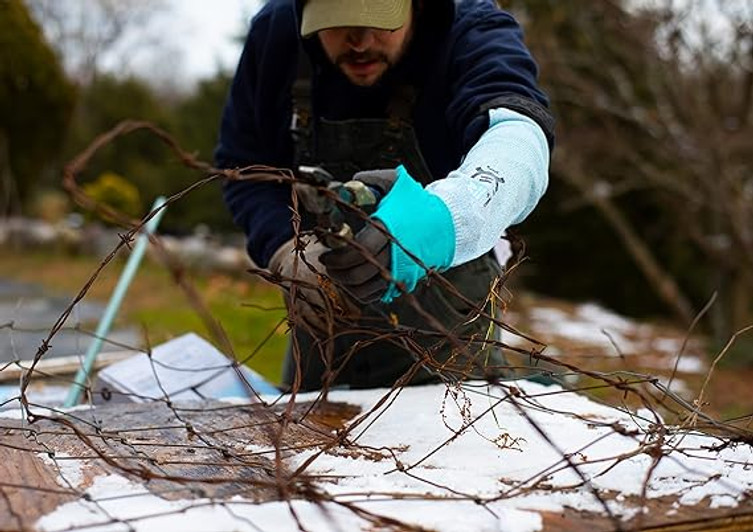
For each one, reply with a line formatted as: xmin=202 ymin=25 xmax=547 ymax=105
xmin=268 ymin=236 xmax=359 ymax=330
xmin=349 ymin=168 xmax=400 ymax=199
xmin=319 ymin=169 xmax=399 ymax=303
xmin=323 ymin=165 xmax=456 ymax=304
xmin=320 ymin=219 xmax=391 ymax=303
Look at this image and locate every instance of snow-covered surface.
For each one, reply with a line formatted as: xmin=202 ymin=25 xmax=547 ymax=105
xmin=38 ymin=452 xmax=87 ymax=489
xmin=36 ymin=380 xmax=753 ymax=532
xmin=507 ymin=301 xmax=706 ymax=374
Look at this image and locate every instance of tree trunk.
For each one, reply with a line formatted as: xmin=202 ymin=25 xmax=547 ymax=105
xmin=558 ymin=152 xmax=696 ymax=325
xmin=587 ymin=189 xmax=696 ymax=325
xmin=0 ymin=130 xmax=21 ymax=216
xmin=730 ymin=269 xmax=753 ymax=332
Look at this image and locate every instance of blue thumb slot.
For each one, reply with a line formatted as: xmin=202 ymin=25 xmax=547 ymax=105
xmin=372 ymin=166 xmax=455 ymax=303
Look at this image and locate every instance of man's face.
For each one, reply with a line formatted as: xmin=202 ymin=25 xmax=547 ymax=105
xmin=317 ymin=10 xmax=414 ymax=87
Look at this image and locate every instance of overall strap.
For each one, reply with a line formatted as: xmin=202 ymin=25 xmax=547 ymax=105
xmin=290 ymin=42 xmax=433 ymax=186
xmin=291 ymin=38 xmax=314 ymax=167
xmin=385 ymin=84 xmax=434 ymax=186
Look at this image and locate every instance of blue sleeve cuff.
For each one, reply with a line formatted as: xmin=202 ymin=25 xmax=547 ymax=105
xmin=373 ymin=166 xmax=455 ymax=303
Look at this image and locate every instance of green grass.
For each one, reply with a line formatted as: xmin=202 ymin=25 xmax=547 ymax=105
xmin=0 ymin=247 xmax=289 ymax=382
xmin=131 ymin=298 xmax=289 ymax=381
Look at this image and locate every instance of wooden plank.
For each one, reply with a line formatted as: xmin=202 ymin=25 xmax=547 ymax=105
xmin=0 ymin=399 xmax=749 ymax=530
xmin=0 ymin=398 xmax=361 ymax=522
xmin=0 ymin=350 xmax=137 ymax=383
xmin=0 ymin=439 xmax=78 ymax=531
xmin=637 ymin=512 xmax=753 ymax=531
xmin=541 ymin=498 xmax=753 ymax=532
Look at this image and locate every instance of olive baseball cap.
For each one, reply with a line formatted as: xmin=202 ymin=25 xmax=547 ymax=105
xmin=301 ymin=0 xmax=411 ymax=37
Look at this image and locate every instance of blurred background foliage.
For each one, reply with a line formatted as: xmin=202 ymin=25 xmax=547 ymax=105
xmin=498 ymin=0 xmax=753 ymax=351
xmin=1 ymin=0 xmax=752 ymax=353
xmin=1 ymin=0 xmax=76 ymax=210
xmin=2 ymin=0 xmax=235 ymax=234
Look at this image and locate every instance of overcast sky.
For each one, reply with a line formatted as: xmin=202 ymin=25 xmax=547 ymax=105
xmin=27 ymin=0 xmax=264 ymax=86
xmin=163 ymin=0 xmax=263 ymax=82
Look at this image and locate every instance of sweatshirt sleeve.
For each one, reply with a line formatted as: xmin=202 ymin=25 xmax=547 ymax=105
xmin=215 ymin=2 xmax=297 ymax=268
xmin=422 ymin=2 xmax=553 ymax=266
xmin=445 ymin=2 xmax=554 ymax=154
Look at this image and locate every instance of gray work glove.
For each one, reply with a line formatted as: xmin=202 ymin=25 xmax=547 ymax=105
xmin=269 ymin=236 xmax=359 ymax=331
xmin=319 ymin=169 xmax=399 ymax=303
xmin=350 ymin=168 xmax=399 ymax=199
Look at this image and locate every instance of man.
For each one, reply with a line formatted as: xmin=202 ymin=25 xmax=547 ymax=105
xmin=216 ymin=0 xmax=554 ymax=391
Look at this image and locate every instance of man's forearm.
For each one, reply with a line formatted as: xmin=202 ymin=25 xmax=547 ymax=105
xmin=427 ymin=107 xmax=550 ymax=266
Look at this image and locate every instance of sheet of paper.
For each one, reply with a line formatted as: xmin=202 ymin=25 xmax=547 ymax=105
xmin=97 ymin=333 xmax=277 ymax=402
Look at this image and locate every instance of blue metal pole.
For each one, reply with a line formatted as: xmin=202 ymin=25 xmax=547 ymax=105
xmin=64 ymin=197 xmax=167 ymax=407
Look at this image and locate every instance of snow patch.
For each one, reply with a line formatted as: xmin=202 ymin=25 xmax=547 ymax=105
xmin=35 ymin=381 xmax=753 ymax=531
xmin=38 ymin=452 xmax=86 ymax=489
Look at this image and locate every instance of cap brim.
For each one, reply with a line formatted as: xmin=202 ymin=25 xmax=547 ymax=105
xmin=301 ymin=0 xmax=411 ymax=37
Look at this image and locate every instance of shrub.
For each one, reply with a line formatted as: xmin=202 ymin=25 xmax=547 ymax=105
xmin=81 ymin=172 xmax=142 ymax=222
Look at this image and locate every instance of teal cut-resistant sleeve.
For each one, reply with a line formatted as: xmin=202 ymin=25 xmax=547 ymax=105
xmin=427 ymin=107 xmax=550 ymax=266
xmin=372 ymin=166 xmax=455 ymax=303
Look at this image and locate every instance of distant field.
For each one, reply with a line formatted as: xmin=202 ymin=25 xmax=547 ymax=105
xmin=0 ymin=247 xmax=288 ymax=382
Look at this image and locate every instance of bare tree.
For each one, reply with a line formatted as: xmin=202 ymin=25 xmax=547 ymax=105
xmin=503 ymin=0 xmax=753 ymax=339
xmin=644 ymin=0 xmax=753 ymax=337
xmin=25 ymin=0 xmax=168 ymax=83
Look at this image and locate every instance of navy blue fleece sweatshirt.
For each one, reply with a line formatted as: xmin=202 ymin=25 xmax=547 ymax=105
xmin=216 ymin=0 xmax=553 ymax=267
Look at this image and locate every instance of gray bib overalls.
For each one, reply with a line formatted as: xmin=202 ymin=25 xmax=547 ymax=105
xmin=281 ymin=67 xmax=506 ymax=391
